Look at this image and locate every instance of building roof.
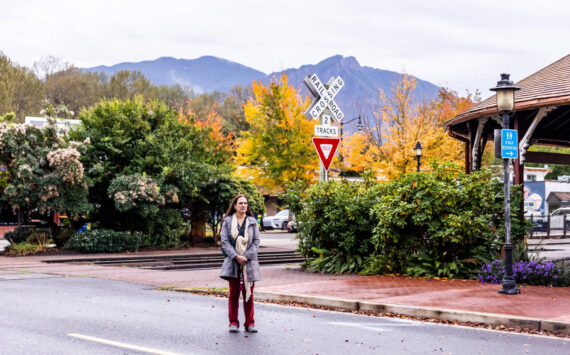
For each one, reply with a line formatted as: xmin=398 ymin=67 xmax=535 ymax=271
xmin=445 ymin=54 xmax=570 ymax=127
xmin=546 ymin=191 xmax=570 ymax=202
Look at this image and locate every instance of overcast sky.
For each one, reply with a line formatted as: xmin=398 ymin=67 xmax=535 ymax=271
xmin=2 ymin=0 xmax=569 ymax=98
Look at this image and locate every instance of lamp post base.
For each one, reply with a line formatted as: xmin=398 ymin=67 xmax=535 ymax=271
xmin=498 ymin=276 xmax=520 ymax=295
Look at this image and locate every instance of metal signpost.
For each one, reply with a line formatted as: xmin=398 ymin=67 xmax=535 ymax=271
xmin=304 ymin=74 xmax=345 ymax=181
xmin=499 ymin=126 xmax=520 ymax=294
xmin=491 ymin=73 xmax=521 ymax=295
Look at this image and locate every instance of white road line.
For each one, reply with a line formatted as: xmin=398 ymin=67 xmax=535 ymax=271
xmin=329 ymin=321 xmax=418 ymax=332
xmin=68 ymin=333 xmax=182 ymax=355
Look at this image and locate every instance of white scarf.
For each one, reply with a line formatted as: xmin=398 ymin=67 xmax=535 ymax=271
xmin=231 ymin=214 xmax=253 ymax=301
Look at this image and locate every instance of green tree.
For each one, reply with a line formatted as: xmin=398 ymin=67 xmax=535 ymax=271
xmin=0 ymin=53 xmax=43 ymax=122
xmin=104 ymin=70 xmax=156 ymax=101
xmin=175 ymin=168 xmax=264 ymax=243
xmin=43 ymin=67 xmax=104 ymax=115
xmin=218 ymin=85 xmax=252 ymax=134
xmin=71 ymin=97 xmax=235 ymax=246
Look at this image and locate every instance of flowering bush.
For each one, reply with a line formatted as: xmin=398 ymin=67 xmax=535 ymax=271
xmin=0 ymin=119 xmax=90 ymax=219
xmin=478 ymin=260 xmax=570 ymax=287
xmin=107 ymin=174 xmax=179 ymax=213
xmin=47 ymin=146 xmax=84 ymax=185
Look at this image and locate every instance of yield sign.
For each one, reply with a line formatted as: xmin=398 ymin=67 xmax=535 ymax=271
xmin=312 ymin=137 xmax=340 ymax=171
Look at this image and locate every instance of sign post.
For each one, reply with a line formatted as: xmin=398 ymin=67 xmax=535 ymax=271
xmin=304 ymin=74 xmax=344 ymax=181
xmin=499 ymin=122 xmax=520 ymax=295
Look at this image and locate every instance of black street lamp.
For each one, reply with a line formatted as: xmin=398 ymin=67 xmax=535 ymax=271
xmin=491 ymin=73 xmax=520 ymax=295
xmin=339 ymin=115 xmax=363 ymax=141
xmin=414 ymin=141 xmax=423 ymax=172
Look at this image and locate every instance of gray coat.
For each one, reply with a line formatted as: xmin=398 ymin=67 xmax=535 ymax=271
xmin=219 ymin=215 xmax=261 ymax=282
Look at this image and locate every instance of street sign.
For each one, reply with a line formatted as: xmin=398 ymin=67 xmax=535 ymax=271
xmin=304 ymin=74 xmax=345 ymax=121
xmin=314 ymin=114 xmax=338 ymax=136
xmin=312 ymin=137 xmax=340 ymax=171
xmin=315 ymin=125 xmax=338 ymax=137
xmin=501 ymin=129 xmax=518 ymax=159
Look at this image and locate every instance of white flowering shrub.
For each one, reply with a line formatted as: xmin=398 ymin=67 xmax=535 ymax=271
xmin=47 ymin=147 xmax=84 ymax=185
xmin=108 ymin=173 xmax=179 ymax=213
xmin=0 ymin=120 xmax=90 ymax=220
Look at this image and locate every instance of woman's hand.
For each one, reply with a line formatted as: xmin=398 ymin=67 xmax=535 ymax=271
xmin=235 ymin=255 xmax=247 ymax=266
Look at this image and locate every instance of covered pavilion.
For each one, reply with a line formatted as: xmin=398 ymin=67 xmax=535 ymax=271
xmin=444 ymin=54 xmax=570 ymax=186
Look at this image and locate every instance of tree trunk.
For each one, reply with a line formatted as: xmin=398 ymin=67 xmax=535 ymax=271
xmin=190 ymin=220 xmax=207 ymax=243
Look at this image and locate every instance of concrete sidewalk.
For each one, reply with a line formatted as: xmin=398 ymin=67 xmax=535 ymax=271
xmin=1 ymin=246 xmax=569 ymax=336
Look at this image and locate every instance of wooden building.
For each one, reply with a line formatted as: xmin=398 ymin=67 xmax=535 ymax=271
xmin=444 ymin=54 xmax=570 ymax=186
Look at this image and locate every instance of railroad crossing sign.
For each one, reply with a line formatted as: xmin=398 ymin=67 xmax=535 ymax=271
xmin=312 ymin=137 xmax=340 ymax=171
xmin=304 ymin=74 xmax=345 ymax=121
xmin=501 ymin=129 xmax=518 ymax=159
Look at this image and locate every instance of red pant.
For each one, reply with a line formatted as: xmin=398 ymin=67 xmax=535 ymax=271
xmin=228 ymin=271 xmax=255 ymax=328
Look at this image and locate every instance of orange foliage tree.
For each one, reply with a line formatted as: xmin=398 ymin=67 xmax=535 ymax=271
xmin=178 ymin=102 xmax=234 ymax=164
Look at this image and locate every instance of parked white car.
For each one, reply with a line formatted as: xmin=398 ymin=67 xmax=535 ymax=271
xmin=550 ymin=207 xmax=570 ymax=216
xmin=262 ymin=209 xmax=291 ymax=230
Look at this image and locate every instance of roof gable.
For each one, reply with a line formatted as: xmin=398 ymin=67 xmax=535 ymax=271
xmin=446 ymin=54 xmax=570 ymax=125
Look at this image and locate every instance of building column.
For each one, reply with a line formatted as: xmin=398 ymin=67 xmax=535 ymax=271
xmin=464 ymin=141 xmax=471 ymax=174
xmin=513 ymin=115 xmax=524 ymax=186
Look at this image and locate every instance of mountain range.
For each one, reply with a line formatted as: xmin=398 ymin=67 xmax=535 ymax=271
xmin=85 ymin=55 xmax=440 ymax=132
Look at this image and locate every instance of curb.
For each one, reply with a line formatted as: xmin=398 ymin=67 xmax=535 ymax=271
xmin=253 ymin=290 xmax=570 ymax=335
xmin=168 ymin=287 xmax=570 ymax=335
xmin=256 ymin=290 xmax=358 ymax=311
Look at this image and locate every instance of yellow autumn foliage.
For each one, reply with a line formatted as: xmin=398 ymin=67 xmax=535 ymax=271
xmin=235 ymin=74 xmax=317 ymax=194
xmin=344 ymin=75 xmax=476 ymax=180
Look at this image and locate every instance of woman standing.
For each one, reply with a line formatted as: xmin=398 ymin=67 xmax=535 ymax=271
xmin=220 ymin=194 xmax=261 ymax=333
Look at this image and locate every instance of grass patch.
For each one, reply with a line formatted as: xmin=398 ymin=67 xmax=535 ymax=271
xmin=6 ymin=242 xmax=53 ymax=256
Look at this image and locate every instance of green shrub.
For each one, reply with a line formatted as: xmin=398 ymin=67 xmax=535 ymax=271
xmin=296 ymin=178 xmax=385 ymax=273
xmin=4 ymin=227 xmax=50 ymax=244
xmin=140 ymin=208 xmax=184 ymax=248
xmin=365 ymin=162 xmax=508 ymax=279
xmin=295 ymin=161 xmax=527 ymax=279
xmin=53 ymin=227 xmax=75 ymax=248
xmin=64 ymin=229 xmax=141 ymax=253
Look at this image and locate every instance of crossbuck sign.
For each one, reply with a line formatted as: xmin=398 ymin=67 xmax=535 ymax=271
xmin=304 ymin=74 xmax=344 ymax=121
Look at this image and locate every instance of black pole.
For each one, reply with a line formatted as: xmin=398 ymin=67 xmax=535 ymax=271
xmin=416 ymin=156 xmax=421 ymax=172
xmin=499 ymin=112 xmax=520 ymax=295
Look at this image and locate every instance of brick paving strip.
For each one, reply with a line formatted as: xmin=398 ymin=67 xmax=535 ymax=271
xmin=1 ymin=248 xmax=569 ymax=337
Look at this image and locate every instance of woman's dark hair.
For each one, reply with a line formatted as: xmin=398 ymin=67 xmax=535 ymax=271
xmin=224 ymin=194 xmax=254 ymax=219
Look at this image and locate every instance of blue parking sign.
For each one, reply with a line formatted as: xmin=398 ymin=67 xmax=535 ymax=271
xmin=501 ymin=129 xmax=518 ymax=159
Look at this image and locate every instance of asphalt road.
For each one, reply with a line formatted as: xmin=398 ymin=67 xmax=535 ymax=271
xmin=259 ymin=231 xmax=298 ymax=250
xmin=0 ymin=272 xmax=568 ymax=354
